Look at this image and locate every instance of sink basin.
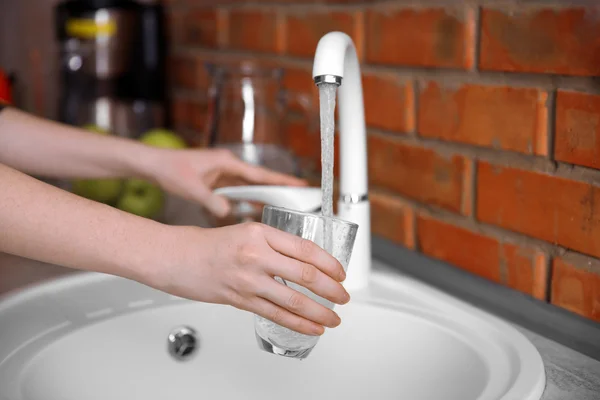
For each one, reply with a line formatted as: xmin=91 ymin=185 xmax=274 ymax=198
xmin=0 ymin=261 xmax=545 ymax=400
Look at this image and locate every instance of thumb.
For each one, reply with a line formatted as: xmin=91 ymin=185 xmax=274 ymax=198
xmin=198 ymin=189 xmax=231 ymax=218
xmin=181 ymin=181 xmax=231 ymax=217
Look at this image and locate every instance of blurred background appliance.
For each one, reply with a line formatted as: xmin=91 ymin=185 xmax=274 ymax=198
xmin=54 ymin=0 xmax=167 ymax=137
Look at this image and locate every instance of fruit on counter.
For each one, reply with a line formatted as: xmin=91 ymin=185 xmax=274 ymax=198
xmin=139 ymin=128 xmax=187 ymax=149
xmin=116 ymin=178 xmax=164 ymax=219
xmin=117 ymin=128 xmax=184 ymax=219
xmin=72 ymin=125 xmax=123 ymax=204
xmin=72 ymin=179 xmax=123 ymax=204
xmin=82 ymin=124 xmax=108 ymax=134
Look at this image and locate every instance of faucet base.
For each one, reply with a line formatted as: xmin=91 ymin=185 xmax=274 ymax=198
xmin=338 ymin=200 xmax=371 ymax=292
xmin=255 ymin=332 xmax=314 ymax=360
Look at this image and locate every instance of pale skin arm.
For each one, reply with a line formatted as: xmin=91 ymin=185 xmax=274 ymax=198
xmin=0 ymin=163 xmax=348 ymax=335
xmin=0 ymin=107 xmax=306 ymax=215
xmin=0 ymin=107 xmax=349 ymax=335
xmin=0 ymin=107 xmax=154 ymax=179
xmin=0 ymin=162 xmax=168 ymax=283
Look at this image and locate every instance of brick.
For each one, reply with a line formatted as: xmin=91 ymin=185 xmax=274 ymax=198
xmin=555 ymin=91 xmax=600 ymax=169
xmin=285 ymin=119 xmax=320 ymax=172
xmin=188 ymin=101 xmax=208 ymax=134
xmin=182 ymin=9 xmax=219 ymax=48
xmin=283 ymin=67 xmax=314 ymax=94
xmin=503 ymin=243 xmax=548 ymax=300
xmin=168 ymin=54 xmax=211 ymax=91
xmin=282 ymin=67 xmax=318 ymax=113
xmin=170 ymin=97 xmax=208 ymax=146
xmin=228 ymin=10 xmax=279 ymax=53
xmin=363 ymin=74 xmax=414 ymax=133
xmin=417 ymin=215 xmax=548 ymax=298
xmin=366 ymin=7 xmax=474 ymax=69
xmin=477 ymin=162 xmax=600 ymax=259
xmin=285 ymin=11 xmax=360 ymax=58
xmin=171 ymin=97 xmax=189 ymax=131
xmin=166 ymin=9 xmax=184 ymax=43
xmin=418 ymin=82 xmax=549 ymax=155
xmin=286 ymin=118 xmax=341 ymax=177
xmin=418 ymin=216 xmax=496 ymax=281
xmin=480 ymin=7 xmax=600 ymax=76
xmin=368 ymin=135 xmax=467 ymax=213
xmin=370 ymin=192 xmax=415 ymax=248
xmin=551 ymin=256 xmax=600 ymax=322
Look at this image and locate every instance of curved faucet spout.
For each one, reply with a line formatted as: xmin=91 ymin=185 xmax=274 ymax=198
xmin=313 ymin=32 xmax=368 ymax=199
xmin=312 ymin=31 xmax=371 ymax=291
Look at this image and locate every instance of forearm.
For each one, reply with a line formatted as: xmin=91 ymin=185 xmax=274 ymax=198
xmin=0 ymin=107 xmax=159 ymax=179
xmin=0 ymin=162 xmax=172 ymax=282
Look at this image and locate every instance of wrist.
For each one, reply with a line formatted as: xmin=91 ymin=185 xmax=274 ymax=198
xmin=122 ymin=144 xmax=165 ymax=182
xmin=132 ymin=224 xmax=206 ymax=292
xmin=110 ymin=216 xmax=176 ymax=285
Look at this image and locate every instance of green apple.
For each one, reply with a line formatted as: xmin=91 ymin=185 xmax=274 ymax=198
xmin=72 ymin=179 xmax=123 ymax=204
xmin=72 ymin=125 xmax=123 ymax=204
xmin=82 ymin=124 xmax=108 ymax=134
xmin=117 ymin=178 xmax=164 ymax=219
xmin=139 ymin=128 xmax=187 ymax=149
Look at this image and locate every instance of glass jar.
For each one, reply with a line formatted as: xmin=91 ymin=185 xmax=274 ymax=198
xmin=201 ymin=61 xmax=313 ymax=226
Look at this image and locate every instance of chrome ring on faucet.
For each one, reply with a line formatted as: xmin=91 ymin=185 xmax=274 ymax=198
xmin=314 ymin=75 xmax=342 ymax=86
xmin=341 ymin=193 xmax=369 ymax=205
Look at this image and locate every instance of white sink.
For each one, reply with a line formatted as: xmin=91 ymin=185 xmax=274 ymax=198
xmin=0 ymin=261 xmax=545 ymax=400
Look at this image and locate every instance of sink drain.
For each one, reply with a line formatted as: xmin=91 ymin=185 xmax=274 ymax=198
xmin=167 ymin=326 xmax=198 ymax=361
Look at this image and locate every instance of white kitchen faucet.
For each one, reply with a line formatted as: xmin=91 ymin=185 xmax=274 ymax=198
xmin=216 ymin=32 xmax=371 ymax=291
xmin=312 ymin=31 xmax=370 ymax=291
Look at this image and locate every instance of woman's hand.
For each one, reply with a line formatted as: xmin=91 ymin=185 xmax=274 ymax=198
xmin=151 ymin=222 xmax=350 ymax=336
xmin=142 ymin=148 xmax=306 ymax=217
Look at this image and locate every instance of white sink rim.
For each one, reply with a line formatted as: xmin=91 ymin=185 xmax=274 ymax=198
xmin=0 ymin=260 xmax=546 ymax=400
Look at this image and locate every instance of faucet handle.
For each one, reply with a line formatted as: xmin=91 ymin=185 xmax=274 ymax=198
xmin=214 ymin=185 xmax=322 ymax=213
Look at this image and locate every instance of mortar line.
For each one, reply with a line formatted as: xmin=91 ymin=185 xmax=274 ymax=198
xmin=470 ymin=4 xmax=482 ymax=73
xmin=367 ymin=129 xmax=600 ymax=185
xmin=369 ymin=128 xmax=556 ymax=169
xmin=315 ymin=178 xmax=599 ymax=266
xmin=472 ymin=0 xmax=597 ymax=9
xmin=554 ymin=250 xmax=600 ymax=273
xmin=410 ymin=79 xmax=419 ymax=137
xmin=368 ymin=186 xmax=563 ymax=256
xmin=410 ymin=202 xmax=419 ymax=252
xmin=170 ymin=82 xmax=210 ymax=96
xmin=194 ymin=0 xmax=593 ymax=10
xmin=286 ymin=115 xmax=600 ymax=187
xmin=467 ymin=157 xmax=478 ymax=220
xmin=543 ymin=255 xmax=553 ymax=303
xmin=171 ymin=77 xmax=600 ymax=186
xmin=546 ymin=90 xmax=557 ymax=161
xmin=170 ymin=46 xmax=600 ymax=93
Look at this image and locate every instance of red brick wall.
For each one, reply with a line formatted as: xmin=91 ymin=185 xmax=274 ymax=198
xmin=166 ymin=0 xmax=600 ymax=324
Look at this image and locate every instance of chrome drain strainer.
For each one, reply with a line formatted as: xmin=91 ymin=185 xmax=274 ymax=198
xmin=167 ymin=326 xmax=198 ymax=361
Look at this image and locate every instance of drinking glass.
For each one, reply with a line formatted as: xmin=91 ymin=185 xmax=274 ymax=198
xmin=255 ymin=205 xmax=359 ymax=360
